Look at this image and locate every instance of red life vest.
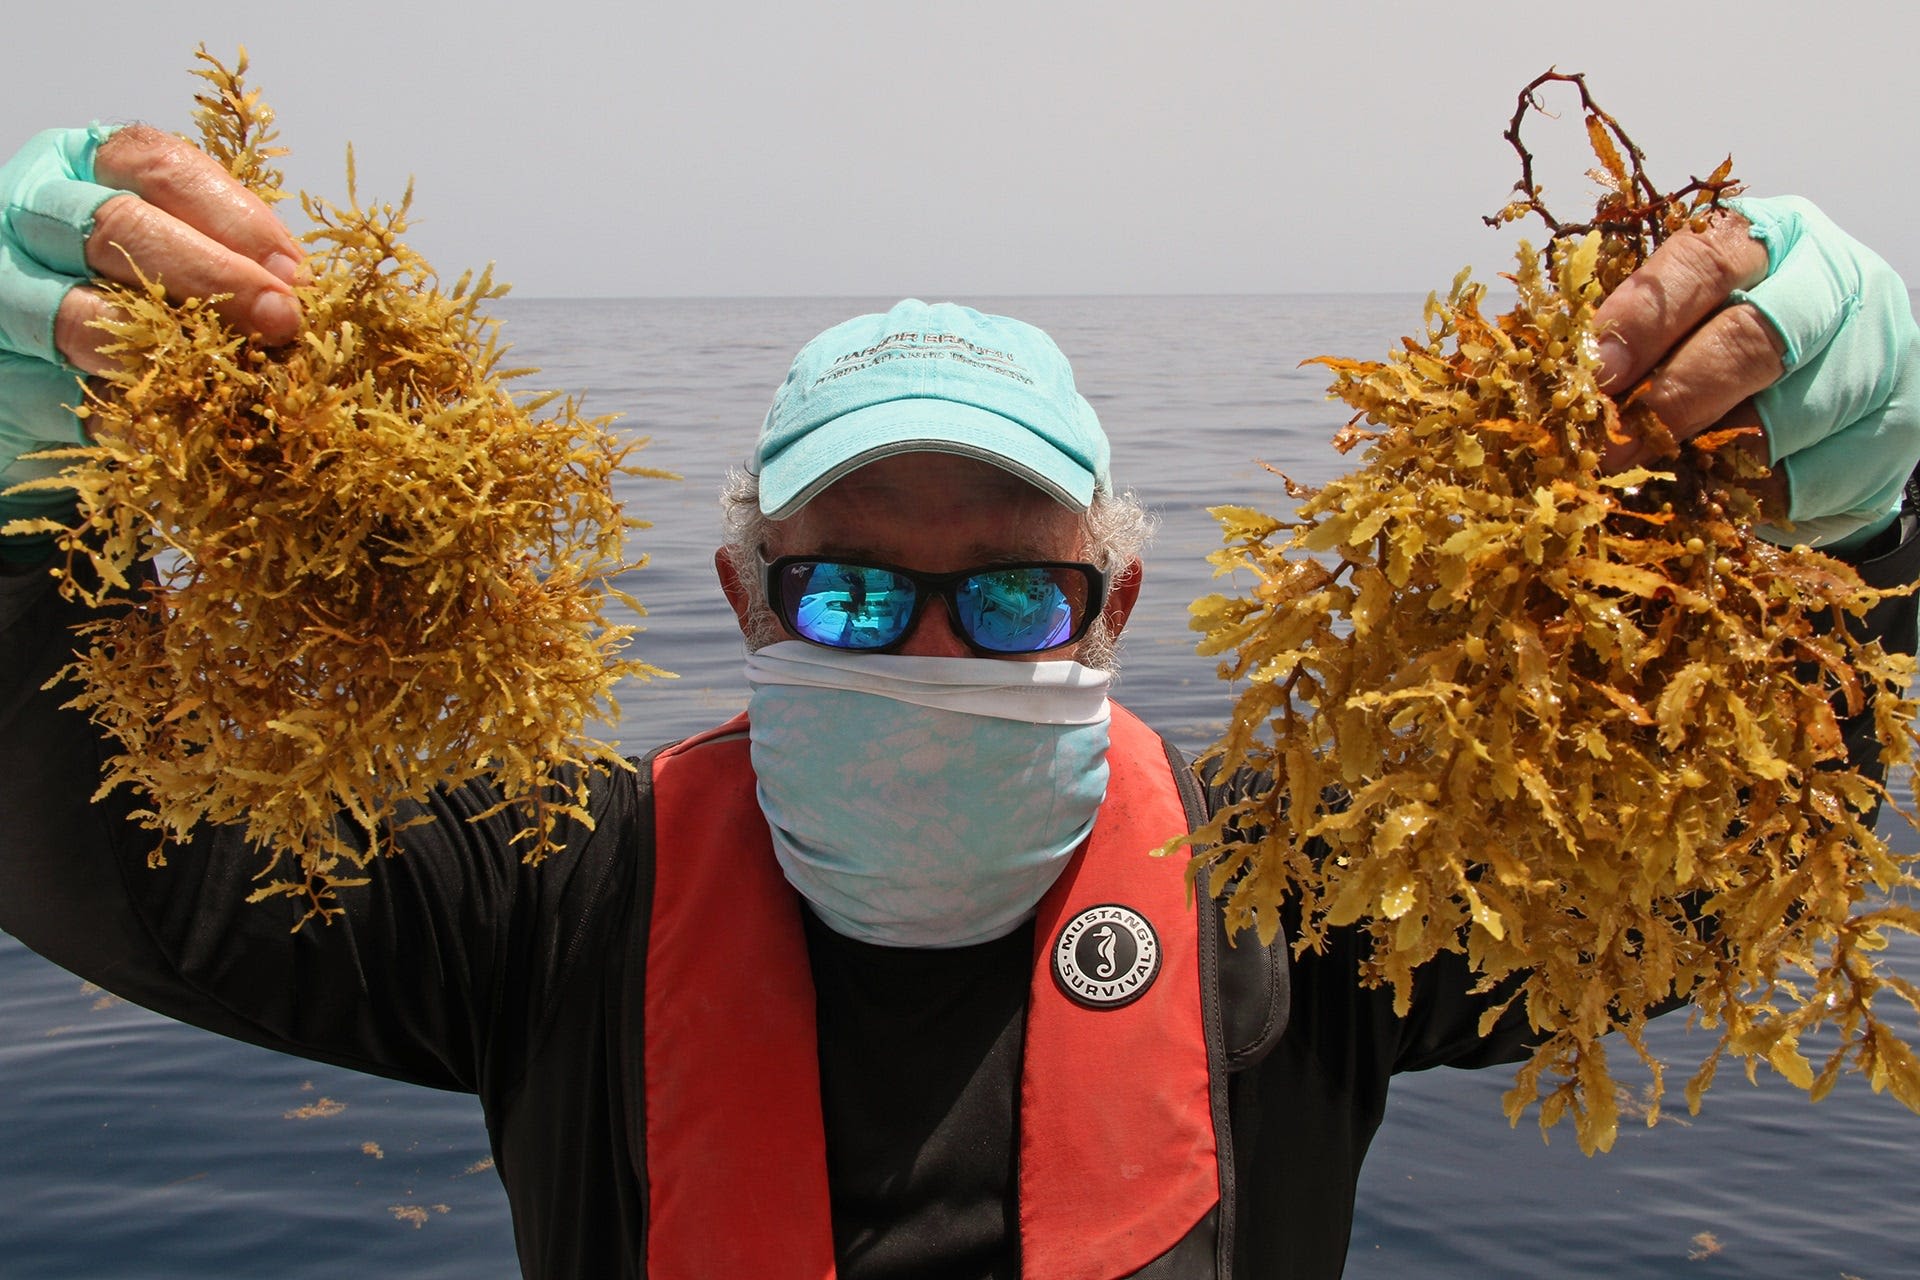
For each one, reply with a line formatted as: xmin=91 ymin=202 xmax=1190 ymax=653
xmin=641 ymin=701 xmax=1224 ymax=1279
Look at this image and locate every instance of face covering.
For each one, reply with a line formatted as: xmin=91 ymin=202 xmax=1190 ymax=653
xmin=744 ymin=640 xmax=1113 ymax=948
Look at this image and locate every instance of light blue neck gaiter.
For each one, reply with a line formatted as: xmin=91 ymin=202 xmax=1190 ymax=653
xmin=744 ymin=641 xmax=1113 ymax=949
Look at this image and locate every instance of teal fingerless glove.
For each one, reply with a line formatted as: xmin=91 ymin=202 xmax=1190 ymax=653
xmin=0 ymin=124 xmax=124 ymax=561
xmin=1727 ymin=194 xmax=1920 ymax=551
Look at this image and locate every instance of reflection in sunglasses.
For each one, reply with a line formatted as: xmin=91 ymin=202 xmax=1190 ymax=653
xmin=770 ymin=558 xmax=1105 ymax=655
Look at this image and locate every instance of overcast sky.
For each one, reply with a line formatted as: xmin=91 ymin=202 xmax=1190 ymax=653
xmin=6 ymin=1 xmax=1914 ymax=298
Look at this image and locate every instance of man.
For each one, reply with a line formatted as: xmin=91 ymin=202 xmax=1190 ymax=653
xmin=2 ymin=125 xmax=1918 ymax=1278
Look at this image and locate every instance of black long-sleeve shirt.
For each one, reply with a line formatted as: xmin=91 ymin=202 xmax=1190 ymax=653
xmin=4 ymin=519 xmax=1917 ymax=1278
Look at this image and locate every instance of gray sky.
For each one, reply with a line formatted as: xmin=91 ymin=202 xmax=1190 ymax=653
xmin=7 ymin=1 xmax=1915 ymax=297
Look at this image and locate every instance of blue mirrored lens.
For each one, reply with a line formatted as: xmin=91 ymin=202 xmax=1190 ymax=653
xmin=775 ymin=560 xmax=1097 ymax=653
xmin=955 ymin=567 xmax=1082 ymax=652
xmin=787 ymin=563 xmax=917 ymax=649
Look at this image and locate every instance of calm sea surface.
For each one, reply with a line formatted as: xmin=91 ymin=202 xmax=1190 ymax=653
xmin=3 ymin=295 xmax=1917 ymax=1278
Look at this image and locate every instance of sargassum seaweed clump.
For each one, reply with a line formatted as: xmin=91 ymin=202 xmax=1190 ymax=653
xmin=6 ymin=48 xmax=673 ymax=926
xmin=1179 ymin=72 xmax=1920 ymax=1154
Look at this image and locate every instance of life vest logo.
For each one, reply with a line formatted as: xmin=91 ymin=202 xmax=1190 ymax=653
xmin=1052 ymin=904 xmax=1159 ymax=1008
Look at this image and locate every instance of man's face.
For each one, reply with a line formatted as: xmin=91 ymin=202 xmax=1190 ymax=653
xmin=758 ymin=452 xmax=1110 ymax=662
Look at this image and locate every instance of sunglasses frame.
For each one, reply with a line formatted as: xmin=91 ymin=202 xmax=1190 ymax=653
xmin=765 ymin=555 xmax=1109 ymax=657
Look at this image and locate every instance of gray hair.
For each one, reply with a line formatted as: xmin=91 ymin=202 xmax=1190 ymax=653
xmin=717 ymin=469 xmax=1154 ymax=668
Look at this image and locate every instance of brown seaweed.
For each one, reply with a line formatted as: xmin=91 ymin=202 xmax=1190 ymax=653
xmin=5 ymin=48 xmax=672 ymax=926
xmin=1178 ymin=71 xmax=1920 ymax=1153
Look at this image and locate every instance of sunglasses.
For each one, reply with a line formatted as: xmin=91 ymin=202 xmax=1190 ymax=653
xmin=766 ymin=556 xmax=1108 ymax=656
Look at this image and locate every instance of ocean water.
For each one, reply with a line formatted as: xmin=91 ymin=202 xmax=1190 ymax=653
xmin=2 ymin=294 xmax=1917 ymax=1278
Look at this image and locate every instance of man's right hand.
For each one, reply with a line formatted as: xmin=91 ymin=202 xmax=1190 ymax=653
xmin=0 ymin=123 xmax=304 ymax=525
xmin=52 ymin=124 xmax=304 ymax=373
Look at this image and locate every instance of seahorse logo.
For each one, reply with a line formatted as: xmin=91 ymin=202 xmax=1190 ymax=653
xmin=1051 ymin=904 xmax=1161 ymax=1010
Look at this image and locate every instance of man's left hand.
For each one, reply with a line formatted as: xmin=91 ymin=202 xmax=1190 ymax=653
xmin=1593 ymin=195 xmax=1920 ymax=549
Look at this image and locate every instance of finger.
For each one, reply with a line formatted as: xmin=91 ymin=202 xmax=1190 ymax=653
xmin=85 ymin=127 xmax=301 ymax=345
xmin=1604 ymin=303 xmax=1784 ymax=470
xmin=92 ymin=125 xmax=301 ymax=280
xmin=87 ymin=193 xmax=300 ymax=344
xmin=1592 ymin=211 xmax=1771 ymax=393
xmin=53 ymin=283 xmax=129 ymax=377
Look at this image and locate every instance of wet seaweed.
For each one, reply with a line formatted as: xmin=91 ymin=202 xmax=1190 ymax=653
xmin=6 ymin=48 xmax=672 ymax=926
xmin=1180 ymin=71 xmax=1920 ymax=1153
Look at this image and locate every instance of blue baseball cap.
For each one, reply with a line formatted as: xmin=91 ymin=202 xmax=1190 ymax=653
xmin=751 ymin=300 xmax=1112 ymax=518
